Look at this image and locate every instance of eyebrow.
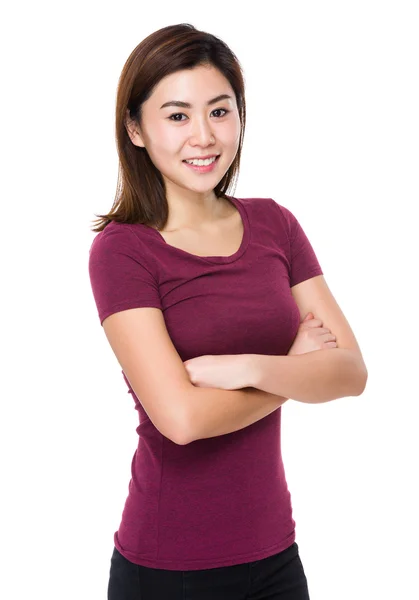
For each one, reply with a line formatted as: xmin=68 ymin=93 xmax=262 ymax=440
xmin=160 ymin=94 xmax=233 ymax=109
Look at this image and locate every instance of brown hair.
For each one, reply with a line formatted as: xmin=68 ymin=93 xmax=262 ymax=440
xmin=90 ymin=23 xmax=247 ymax=233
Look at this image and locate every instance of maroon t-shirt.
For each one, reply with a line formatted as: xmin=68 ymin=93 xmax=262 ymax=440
xmin=88 ymin=196 xmax=323 ymax=570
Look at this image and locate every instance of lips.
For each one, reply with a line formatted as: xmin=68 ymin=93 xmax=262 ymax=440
xmin=183 ymin=154 xmax=220 ymax=162
xmin=182 ymin=155 xmax=220 ymax=172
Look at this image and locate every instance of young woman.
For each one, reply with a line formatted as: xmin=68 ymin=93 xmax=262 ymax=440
xmin=88 ymin=23 xmax=368 ymax=600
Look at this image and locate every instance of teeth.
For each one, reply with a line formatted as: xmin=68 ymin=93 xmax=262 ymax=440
xmin=185 ymin=156 xmax=217 ymax=166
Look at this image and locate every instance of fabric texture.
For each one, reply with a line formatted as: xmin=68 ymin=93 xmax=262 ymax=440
xmin=88 ymin=196 xmax=323 ymax=570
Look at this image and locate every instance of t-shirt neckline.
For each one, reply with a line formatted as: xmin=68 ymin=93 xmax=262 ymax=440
xmin=149 ymin=195 xmax=250 ymax=264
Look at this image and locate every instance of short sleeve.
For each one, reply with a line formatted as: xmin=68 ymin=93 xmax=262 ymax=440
xmin=88 ymin=225 xmax=162 ymax=326
xmin=274 ymin=202 xmax=323 ymax=288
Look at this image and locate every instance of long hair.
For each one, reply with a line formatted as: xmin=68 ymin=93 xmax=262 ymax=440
xmin=90 ymin=23 xmax=247 ymax=232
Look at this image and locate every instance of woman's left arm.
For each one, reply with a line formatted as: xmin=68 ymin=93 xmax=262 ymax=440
xmin=248 ymin=348 xmax=367 ymax=403
xmin=248 ymin=275 xmax=368 ymax=403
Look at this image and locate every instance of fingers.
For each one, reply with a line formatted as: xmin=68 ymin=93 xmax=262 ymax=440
xmin=302 ymin=318 xmax=323 ymax=328
xmin=319 ymin=328 xmax=335 ymax=337
xmin=300 ymin=319 xmax=338 ymax=344
xmin=322 ymin=332 xmax=337 ymax=342
xmin=304 ymin=322 xmax=336 ymax=338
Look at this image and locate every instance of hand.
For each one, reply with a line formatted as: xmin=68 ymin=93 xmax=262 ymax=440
xmin=288 ymin=312 xmax=337 ymax=356
xmin=183 ymin=354 xmax=251 ymax=390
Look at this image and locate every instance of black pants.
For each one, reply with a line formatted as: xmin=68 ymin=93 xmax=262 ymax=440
xmin=108 ymin=542 xmax=310 ymax=599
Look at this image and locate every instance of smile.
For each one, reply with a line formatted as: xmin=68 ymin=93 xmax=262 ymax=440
xmin=184 ymin=156 xmax=218 ymax=166
xmin=182 ymin=155 xmax=220 ymax=173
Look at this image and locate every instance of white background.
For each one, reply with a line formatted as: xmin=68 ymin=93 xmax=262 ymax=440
xmin=2 ymin=1 xmax=418 ymax=598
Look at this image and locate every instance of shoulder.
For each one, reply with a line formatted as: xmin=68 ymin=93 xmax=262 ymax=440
xmin=237 ymin=196 xmax=294 ymax=232
xmin=237 ymin=196 xmax=290 ymax=215
xmin=88 ymin=221 xmax=161 ymax=285
xmin=89 ymin=221 xmax=156 ymax=259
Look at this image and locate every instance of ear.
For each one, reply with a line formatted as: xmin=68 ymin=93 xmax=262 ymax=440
xmin=125 ymin=109 xmax=145 ymax=148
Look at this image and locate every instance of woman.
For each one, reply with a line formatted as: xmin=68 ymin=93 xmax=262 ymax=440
xmin=88 ymin=23 xmax=368 ymax=600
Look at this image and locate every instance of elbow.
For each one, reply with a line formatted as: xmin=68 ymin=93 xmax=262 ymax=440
xmin=170 ymin=385 xmax=196 ymax=445
xmin=168 ymin=414 xmax=193 ymax=446
xmin=344 ymin=351 xmax=368 ymax=397
xmin=153 ymin=406 xmax=192 ymax=446
xmin=174 ymin=427 xmax=196 ymax=446
xmin=165 ymin=420 xmax=191 ymax=445
xmin=171 ymin=432 xmax=190 ymax=445
xmin=176 ymin=416 xmax=196 ymax=445
xmin=354 ymin=364 xmax=368 ymax=396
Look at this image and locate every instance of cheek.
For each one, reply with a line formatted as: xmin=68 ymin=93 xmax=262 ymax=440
xmin=221 ymin=119 xmax=241 ymax=147
xmin=157 ymin=125 xmax=186 ymax=154
xmin=146 ymin=126 xmax=179 ymax=164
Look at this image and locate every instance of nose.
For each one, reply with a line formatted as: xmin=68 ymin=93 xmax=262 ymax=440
xmin=189 ymin=116 xmax=215 ymax=147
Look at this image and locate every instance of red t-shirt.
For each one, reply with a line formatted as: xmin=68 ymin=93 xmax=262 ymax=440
xmin=88 ymin=196 xmax=323 ymax=570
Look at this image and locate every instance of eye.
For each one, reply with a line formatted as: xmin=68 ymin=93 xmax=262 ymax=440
xmin=212 ymin=108 xmax=229 ymax=118
xmin=168 ymin=113 xmax=187 ymax=122
xmin=168 ymin=108 xmax=230 ymax=122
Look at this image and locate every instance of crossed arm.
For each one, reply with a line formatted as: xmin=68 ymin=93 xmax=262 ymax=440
xmin=181 ymin=275 xmax=368 ymax=441
xmin=247 ymin=348 xmax=367 ymax=403
xmin=185 ymin=275 xmax=368 ymax=404
xmin=183 ymin=346 xmax=367 ymax=443
xmin=248 ymin=275 xmax=368 ymax=403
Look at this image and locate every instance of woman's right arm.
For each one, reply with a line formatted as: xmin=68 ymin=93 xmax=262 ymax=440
xmin=183 ymin=386 xmax=288 ymax=444
xmin=101 ymin=305 xmax=287 ymax=446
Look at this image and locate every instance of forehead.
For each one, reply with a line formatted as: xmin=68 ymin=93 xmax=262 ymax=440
xmin=149 ymin=65 xmax=233 ymax=102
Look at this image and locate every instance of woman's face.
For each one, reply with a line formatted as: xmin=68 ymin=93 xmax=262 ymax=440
xmin=127 ymin=64 xmax=241 ymax=198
